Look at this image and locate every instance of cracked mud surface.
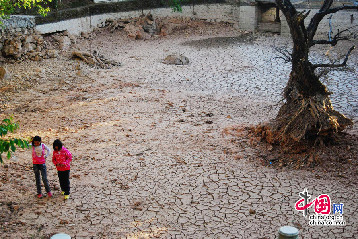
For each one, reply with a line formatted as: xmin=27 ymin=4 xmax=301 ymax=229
xmin=1 ymin=23 xmax=357 ymax=238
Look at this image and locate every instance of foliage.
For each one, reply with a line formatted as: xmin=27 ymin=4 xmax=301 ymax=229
xmin=0 ymin=0 xmax=52 ymax=21
xmin=169 ymin=0 xmax=191 ymax=12
xmin=169 ymin=0 xmax=183 ymax=12
xmin=0 ymin=118 xmax=29 ymax=164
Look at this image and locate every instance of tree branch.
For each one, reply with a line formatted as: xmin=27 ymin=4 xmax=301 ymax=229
xmin=276 ymin=0 xmax=308 ymax=42
xmin=307 ymin=3 xmax=358 ymax=44
xmin=310 ymin=26 xmax=357 ymax=46
xmin=274 ymin=46 xmax=292 ymax=63
xmin=313 ymin=46 xmax=355 ymax=69
xmin=319 ymin=0 xmax=334 ymax=13
xmin=323 ymin=6 xmax=358 ymax=15
xmin=275 ymin=0 xmax=298 ymax=21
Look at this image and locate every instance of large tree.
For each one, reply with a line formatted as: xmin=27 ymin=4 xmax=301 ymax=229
xmin=0 ymin=0 xmax=51 ymax=21
xmin=267 ymin=0 xmax=358 ymax=145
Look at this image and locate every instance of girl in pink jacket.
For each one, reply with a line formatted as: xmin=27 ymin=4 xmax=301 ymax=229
xmin=32 ymin=136 xmax=52 ymax=198
xmin=52 ymin=139 xmax=72 ymax=200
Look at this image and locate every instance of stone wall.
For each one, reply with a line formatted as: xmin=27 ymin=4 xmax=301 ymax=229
xmin=0 ymin=16 xmax=35 ymax=34
xmin=0 ymin=16 xmax=37 ymax=60
xmin=0 ymin=16 xmax=65 ymax=61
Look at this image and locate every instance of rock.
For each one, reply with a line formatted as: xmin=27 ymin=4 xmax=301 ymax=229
xmin=68 ymin=34 xmax=77 ymax=44
xmin=124 ymin=24 xmax=147 ymax=40
xmin=159 ymin=24 xmax=172 ymax=36
xmin=131 ymin=201 xmax=143 ymax=211
xmin=24 ymin=35 xmax=34 ymax=44
xmin=1 ymin=33 xmax=45 ymax=60
xmin=81 ymin=32 xmax=90 ymax=39
xmin=163 ymin=54 xmax=189 ymax=65
xmin=72 ymin=51 xmax=120 ymax=68
xmin=53 ymin=35 xmax=71 ymax=51
xmin=249 ymin=209 xmax=256 ymax=214
xmin=18 ymin=220 xmax=26 ymax=226
xmin=54 ymin=185 xmax=60 ymax=190
xmin=27 ymin=52 xmax=42 ymax=61
xmin=23 ymin=42 xmax=36 ymax=52
xmin=35 ymin=45 xmax=42 ymax=52
xmin=2 ymin=39 xmax=23 ymax=58
xmin=159 ymin=21 xmax=188 ymax=36
xmin=60 ymin=219 xmax=69 ymax=225
xmin=0 ymin=66 xmax=10 ymax=81
xmin=142 ymin=13 xmax=158 ymax=35
xmin=36 ymin=35 xmax=44 ymax=45
xmin=59 ymin=36 xmax=71 ymax=50
xmin=46 ymin=49 xmax=59 ymax=58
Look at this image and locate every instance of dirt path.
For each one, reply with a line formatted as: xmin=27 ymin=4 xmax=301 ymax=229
xmin=1 ymin=24 xmax=357 ymax=238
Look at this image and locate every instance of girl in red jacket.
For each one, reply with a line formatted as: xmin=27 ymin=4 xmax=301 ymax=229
xmin=52 ymin=139 xmax=72 ymax=200
xmin=32 ymin=136 xmax=52 ymax=198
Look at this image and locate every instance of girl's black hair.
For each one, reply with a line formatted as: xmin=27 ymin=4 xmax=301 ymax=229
xmin=32 ymin=136 xmax=41 ymax=146
xmin=53 ymin=139 xmax=63 ymax=151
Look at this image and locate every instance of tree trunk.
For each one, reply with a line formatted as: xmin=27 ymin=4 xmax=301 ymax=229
xmin=266 ymin=1 xmax=353 ymax=144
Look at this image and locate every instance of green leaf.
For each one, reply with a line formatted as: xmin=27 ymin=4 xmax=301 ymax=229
xmin=18 ymin=139 xmax=24 ymax=149
xmin=3 ymin=141 xmax=10 ymax=152
xmin=0 ymin=128 xmax=8 ymax=136
xmin=24 ymin=140 xmax=29 ymax=149
xmin=2 ymin=119 xmax=11 ymax=124
xmin=10 ymin=141 xmax=16 ymax=152
xmin=17 ymin=139 xmax=23 ymax=148
xmin=0 ymin=154 xmax=2 ymax=164
xmin=7 ymin=151 xmax=11 ymax=159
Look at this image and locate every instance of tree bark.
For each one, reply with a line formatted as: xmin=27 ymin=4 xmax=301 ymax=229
xmin=269 ymin=0 xmax=354 ymax=144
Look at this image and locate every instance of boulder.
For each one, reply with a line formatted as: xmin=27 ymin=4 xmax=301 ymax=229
xmin=2 ymin=39 xmax=23 ymax=58
xmin=124 ymin=24 xmax=150 ymax=40
xmin=1 ymin=33 xmax=44 ymax=59
xmin=163 ymin=54 xmax=189 ymax=65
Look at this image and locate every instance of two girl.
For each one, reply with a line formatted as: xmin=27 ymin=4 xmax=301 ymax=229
xmin=31 ymin=137 xmax=72 ymax=200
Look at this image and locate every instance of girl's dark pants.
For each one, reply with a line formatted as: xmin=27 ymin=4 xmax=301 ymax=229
xmin=33 ymin=164 xmax=51 ymax=194
xmin=58 ymin=170 xmax=70 ymax=195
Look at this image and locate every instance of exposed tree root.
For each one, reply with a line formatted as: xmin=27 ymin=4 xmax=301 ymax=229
xmin=254 ymin=94 xmax=353 ymax=148
xmin=72 ymin=51 xmax=121 ymax=69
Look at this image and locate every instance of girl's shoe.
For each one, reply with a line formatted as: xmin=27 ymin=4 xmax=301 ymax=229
xmin=37 ymin=194 xmax=43 ymax=198
xmin=61 ymin=191 xmax=65 ymax=195
xmin=64 ymin=195 xmax=70 ymax=200
xmin=47 ymin=192 xmax=53 ymax=198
